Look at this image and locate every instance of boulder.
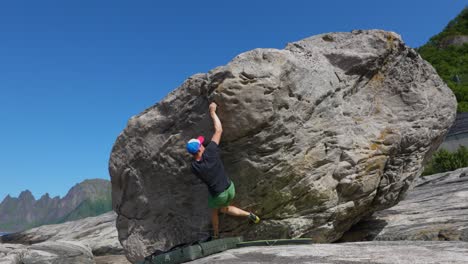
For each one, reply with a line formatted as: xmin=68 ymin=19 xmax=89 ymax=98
xmin=188 ymin=241 xmax=468 ymax=264
xmin=2 ymin=212 xmax=123 ymax=256
xmin=340 ymin=167 xmax=468 ymax=242
xmin=0 ymin=241 xmax=94 ymax=264
xmin=109 ymin=30 xmax=457 ymax=262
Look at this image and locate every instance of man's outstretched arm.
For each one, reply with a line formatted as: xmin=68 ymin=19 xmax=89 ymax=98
xmin=209 ymin=102 xmax=222 ymax=145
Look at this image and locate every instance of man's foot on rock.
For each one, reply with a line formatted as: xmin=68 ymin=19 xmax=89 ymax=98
xmin=248 ymin=212 xmax=260 ymax=224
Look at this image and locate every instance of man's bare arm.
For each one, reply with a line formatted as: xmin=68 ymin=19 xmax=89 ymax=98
xmin=209 ymin=102 xmax=222 ymax=145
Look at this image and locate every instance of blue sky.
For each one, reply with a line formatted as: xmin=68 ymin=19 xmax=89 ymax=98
xmin=0 ymin=0 xmax=466 ymax=200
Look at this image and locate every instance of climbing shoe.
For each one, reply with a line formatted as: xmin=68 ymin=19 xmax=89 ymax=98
xmin=248 ymin=212 xmax=260 ymax=224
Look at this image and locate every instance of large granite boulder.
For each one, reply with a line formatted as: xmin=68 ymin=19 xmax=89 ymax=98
xmin=340 ymin=167 xmax=468 ymax=242
xmin=109 ymin=30 xmax=457 ymax=262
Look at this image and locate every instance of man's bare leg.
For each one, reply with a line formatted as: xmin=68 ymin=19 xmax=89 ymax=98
xmin=219 ymin=205 xmax=250 ymax=217
xmin=211 ymin=209 xmax=219 ymax=238
xmin=220 ymin=205 xmax=260 ymax=223
xmin=213 ymin=206 xmax=260 ymax=238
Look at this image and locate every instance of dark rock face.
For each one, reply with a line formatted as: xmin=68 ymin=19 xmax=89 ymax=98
xmin=109 ymin=30 xmax=457 ymax=262
xmin=0 ymin=179 xmax=111 ymax=232
xmin=340 ymin=167 xmax=468 ymax=242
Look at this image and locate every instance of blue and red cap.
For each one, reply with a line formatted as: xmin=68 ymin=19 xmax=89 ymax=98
xmin=186 ymin=136 xmax=205 ymax=154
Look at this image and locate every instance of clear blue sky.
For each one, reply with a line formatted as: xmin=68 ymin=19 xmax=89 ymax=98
xmin=0 ymin=0 xmax=466 ymax=200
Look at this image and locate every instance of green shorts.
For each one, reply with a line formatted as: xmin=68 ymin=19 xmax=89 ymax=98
xmin=208 ymin=182 xmax=235 ymax=209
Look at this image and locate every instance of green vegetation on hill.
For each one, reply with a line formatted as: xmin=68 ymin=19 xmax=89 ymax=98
xmin=418 ymin=7 xmax=468 ymax=112
xmin=56 ymin=196 xmax=113 ymax=224
xmin=426 ymin=7 xmax=468 ymax=43
xmin=423 ymin=146 xmax=468 ymax=175
xmin=418 ymin=8 xmax=468 ymax=176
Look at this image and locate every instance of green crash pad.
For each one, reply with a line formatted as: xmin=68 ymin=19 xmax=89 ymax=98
xmin=142 ymin=236 xmax=243 ymax=264
xmin=141 ymin=237 xmax=314 ymax=264
xmin=236 ymin=238 xmax=314 ymax=247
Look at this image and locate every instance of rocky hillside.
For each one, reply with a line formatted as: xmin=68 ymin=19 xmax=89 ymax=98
xmin=109 ymin=29 xmax=456 ymax=263
xmin=340 ymin=167 xmax=468 ymax=242
xmin=189 ymin=241 xmax=468 ymax=264
xmin=2 ymin=168 xmax=466 ymax=263
xmin=0 ymin=179 xmax=112 ymax=232
xmin=1 ymin=212 xmax=123 ymax=256
xmin=0 ymin=212 xmax=130 ymax=264
xmin=0 ymin=241 xmax=95 ymax=264
xmin=418 ymin=7 xmax=468 ymax=112
xmin=2 ymin=209 xmax=467 ymax=264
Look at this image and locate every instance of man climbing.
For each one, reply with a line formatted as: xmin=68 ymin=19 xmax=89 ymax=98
xmin=186 ymin=102 xmax=260 ymax=239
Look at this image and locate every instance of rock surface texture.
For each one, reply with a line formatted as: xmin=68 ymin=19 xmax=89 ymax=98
xmin=0 ymin=241 xmax=94 ymax=264
xmin=340 ymin=167 xmax=468 ymax=242
xmin=1 ymin=212 xmax=123 ymax=256
xmin=188 ymin=241 xmax=468 ymax=264
xmin=94 ymin=255 xmax=132 ymax=264
xmin=109 ymin=30 xmax=457 ymax=262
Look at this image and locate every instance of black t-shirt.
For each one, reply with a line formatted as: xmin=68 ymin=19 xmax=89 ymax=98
xmin=191 ymin=141 xmax=231 ymax=197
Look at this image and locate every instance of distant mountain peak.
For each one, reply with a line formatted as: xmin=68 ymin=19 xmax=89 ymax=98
xmin=18 ymin=190 xmax=35 ymax=201
xmin=0 ymin=194 xmax=13 ymax=204
xmin=39 ymin=193 xmax=51 ymax=200
xmin=63 ymin=178 xmax=111 ymax=202
xmin=79 ymin=178 xmax=110 ymax=185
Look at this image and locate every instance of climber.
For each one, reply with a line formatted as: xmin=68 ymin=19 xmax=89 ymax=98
xmin=186 ymin=102 xmax=260 ymax=239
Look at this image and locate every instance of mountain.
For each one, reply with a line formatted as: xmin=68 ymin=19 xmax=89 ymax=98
xmin=57 ymin=195 xmax=112 ymax=223
xmin=418 ymin=7 xmax=468 ymax=112
xmin=0 ymin=179 xmax=112 ymax=232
